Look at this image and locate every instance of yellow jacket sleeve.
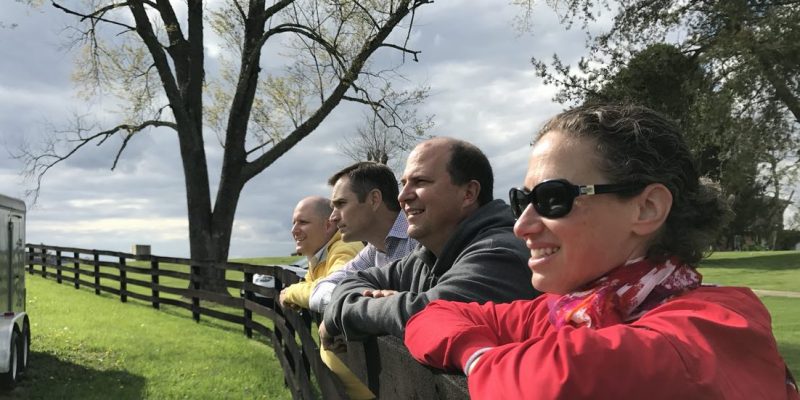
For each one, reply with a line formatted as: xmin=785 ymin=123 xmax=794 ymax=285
xmin=283 ymin=233 xmax=363 ymax=309
xmin=282 ymin=280 xmax=315 ymax=309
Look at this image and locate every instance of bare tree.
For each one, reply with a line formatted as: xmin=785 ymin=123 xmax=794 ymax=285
xmin=340 ymin=85 xmax=432 ymax=169
xmin=16 ymin=0 xmax=432 ymax=293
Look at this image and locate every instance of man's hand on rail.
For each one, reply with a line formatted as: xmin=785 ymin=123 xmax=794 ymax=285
xmin=279 ymin=288 xmax=301 ymax=311
xmin=362 ymin=289 xmax=398 ymax=298
xmin=319 ymin=321 xmax=347 ymax=353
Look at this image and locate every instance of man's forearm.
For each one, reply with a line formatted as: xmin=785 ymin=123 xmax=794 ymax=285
xmin=325 ymin=289 xmax=423 ymax=341
xmin=324 ymin=261 xmax=406 ymax=339
xmin=309 ymin=281 xmax=335 ymax=313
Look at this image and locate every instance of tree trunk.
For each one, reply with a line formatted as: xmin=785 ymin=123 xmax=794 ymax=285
xmin=188 ymin=225 xmax=231 ymax=294
xmin=181 ymin=136 xmax=231 ymax=293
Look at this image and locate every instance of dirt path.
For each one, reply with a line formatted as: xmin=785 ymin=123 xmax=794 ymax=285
xmin=751 ymin=289 xmax=800 ymax=298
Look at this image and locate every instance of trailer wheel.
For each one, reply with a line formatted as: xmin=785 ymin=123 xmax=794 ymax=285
xmin=19 ymin=321 xmax=29 ymax=374
xmin=0 ymin=330 xmax=19 ymax=388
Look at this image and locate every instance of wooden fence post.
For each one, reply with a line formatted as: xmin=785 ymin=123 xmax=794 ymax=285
xmin=73 ymin=251 xmax=80 ymax=289
xmin=119 ymin=256 xmax=127 ymax=303
xmin=27 ymin=246 xmax=34 ymax=275
xmin=55 ymin=250 xmax=62 ymax=283
xmin=243 ymin=271 xmax=253 ymax=338
xmin=191 ymin=264 xmax=200 ymax=322
xmin=151 ymin=258 xmax=160 ymax=309
xmin=41 ymin=247 xmax=47 ymax=278
xmin=93 ymin=250 xmax=101 ymax=295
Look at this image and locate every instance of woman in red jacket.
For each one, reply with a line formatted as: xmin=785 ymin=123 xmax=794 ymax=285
xmin=404 ymin=104 xmax=798 ymax=400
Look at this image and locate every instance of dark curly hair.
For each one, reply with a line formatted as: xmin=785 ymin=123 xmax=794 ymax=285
xmin=537 ymin=104 xmax=730 ymax=265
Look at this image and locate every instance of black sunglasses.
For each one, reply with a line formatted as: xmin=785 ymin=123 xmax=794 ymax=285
xmin=508 ymin=179 xmax=644 ymax=219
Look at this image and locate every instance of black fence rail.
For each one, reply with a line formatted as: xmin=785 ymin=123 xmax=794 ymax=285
xmin=25 ymin=244 xmax=468 ymax=399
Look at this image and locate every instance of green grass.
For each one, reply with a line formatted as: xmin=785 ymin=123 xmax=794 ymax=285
xmin=760 ymin=297 xmax=800 ymax=380
xmin=8 ymin=274 xmax=292 ymax=400
xmin=700 ymin=250 xmax=800 ymax=291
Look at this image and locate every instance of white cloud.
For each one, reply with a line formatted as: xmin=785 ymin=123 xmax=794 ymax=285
xmin=34 ymin=217 xmax=187 ymax=239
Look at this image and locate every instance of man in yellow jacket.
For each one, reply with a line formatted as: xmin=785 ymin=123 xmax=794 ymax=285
xmin=279 ymin=196 xmax=364 ymax=310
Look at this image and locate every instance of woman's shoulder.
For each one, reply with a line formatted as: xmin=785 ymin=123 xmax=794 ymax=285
xmin=645 ymin=285 xmax=773 ymax=329
xmin=679 ymin=285 xmax=764 ymax=306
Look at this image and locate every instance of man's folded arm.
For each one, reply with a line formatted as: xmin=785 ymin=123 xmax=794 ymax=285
xmin=324 ymin=247 xmax=536 ymax=341
xmin=323 ymin=257 xmax=407 ymax=339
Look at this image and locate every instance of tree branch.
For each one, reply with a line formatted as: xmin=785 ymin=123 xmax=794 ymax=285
xmin=342 ymin=95 xmax=382 ymax=107
xmin=52 ymin=1 xmax=136 ymax=31
xmin=154 ymin=0 xmax=188 ymax=54
xmin=126 ymin=1 xmax=187 ymax=128
xmin=257 ymin=23 xmax=347 ymax=72
xmin=242 ymin=0 xmax=432 ymax=181
xmin=264 ymin=0 xmax=295 ymax=20
xmin=379 ymin=43 xmax=421 ymax=61
xmin=15 ymin=119 xmax=176 ymax=203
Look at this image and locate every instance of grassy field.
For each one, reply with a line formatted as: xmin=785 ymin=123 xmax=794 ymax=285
xmin=10 ymin=251 xmax=799 ymax=398
xmin=700 ymin=250 xmax=800 ymax=291
xmin=760 ymin=296 xmax=800 ymax=379
xmin=6 ymin=265 xmax=293 ymax=399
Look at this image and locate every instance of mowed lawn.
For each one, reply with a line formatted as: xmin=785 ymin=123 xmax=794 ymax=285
xmin=5 ymin=274 xmax=291 ymax=400
xmin=8 ymin=251 xmax=799 ymax=398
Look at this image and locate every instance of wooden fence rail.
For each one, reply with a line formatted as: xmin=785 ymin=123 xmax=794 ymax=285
xmin=25 ymin=244 xmax=468 ymax=399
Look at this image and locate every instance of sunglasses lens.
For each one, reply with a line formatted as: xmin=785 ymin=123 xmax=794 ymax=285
xmin=509 ymin=188 xmax=529 ymax=218
xmin=509 ymin=181 xmax=577 ymax=219
xmin=533 ymin=181 xmax=573 ymax=218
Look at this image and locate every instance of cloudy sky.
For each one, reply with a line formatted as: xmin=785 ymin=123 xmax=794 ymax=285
xmin=0 ymin=1 xmax=629 ymax=258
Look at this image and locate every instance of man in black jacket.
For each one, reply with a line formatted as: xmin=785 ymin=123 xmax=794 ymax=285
xmin=320 ymin=137 xmax=539 ymax=348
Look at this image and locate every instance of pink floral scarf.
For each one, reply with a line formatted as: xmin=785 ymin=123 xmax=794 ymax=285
xmin=548 ymin=257 xmax=701 ymax=330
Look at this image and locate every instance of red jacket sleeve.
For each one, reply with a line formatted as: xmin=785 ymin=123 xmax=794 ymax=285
xmin=404 ymin=297 xmax=552 ymax=371
xmin=405 ymin=287 xmax=792 ymax=400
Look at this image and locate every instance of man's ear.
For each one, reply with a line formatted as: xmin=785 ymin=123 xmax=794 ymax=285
xmin=368 ymin=188 xmax=383 ymax=211
xmin=324 ymin=217 xmax=337 ymax=235
xmin=462 ymin=180 xmax=481 ymax=209
xmin=631 ymin=183 xmax=672 ymax=236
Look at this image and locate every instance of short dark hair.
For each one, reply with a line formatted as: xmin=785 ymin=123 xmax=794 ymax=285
xmin=328 ymin=162 xmax=401 ymax=212
xmin=445 ymin=139 xmax=494 ymax=206
xmin=537 ymin=104 xmax=730 ymax=265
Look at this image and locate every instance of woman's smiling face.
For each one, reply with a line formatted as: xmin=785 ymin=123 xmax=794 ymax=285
xmin=513 ymin=131 xmax=651 ymax=294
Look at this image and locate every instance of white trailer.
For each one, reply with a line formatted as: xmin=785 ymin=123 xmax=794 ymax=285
xmin=0 ymin=194 xmax=29 ymax=388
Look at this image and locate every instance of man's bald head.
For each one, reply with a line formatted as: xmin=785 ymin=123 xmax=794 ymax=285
xmin=291 ymin=196 xmax=336 ymax=257
xmin=298 ymin=196 xmax=334 ymax=219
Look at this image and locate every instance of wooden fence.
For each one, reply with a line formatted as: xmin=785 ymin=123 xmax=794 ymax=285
xmin=25 ymin=244 xmax=468 ymax=399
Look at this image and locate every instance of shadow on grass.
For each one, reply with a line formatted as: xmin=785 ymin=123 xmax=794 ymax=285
xmin=0 ymin=351 xmax=145 ymax=400
xmin=702 ymin=253 xmax=800 ymax=270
